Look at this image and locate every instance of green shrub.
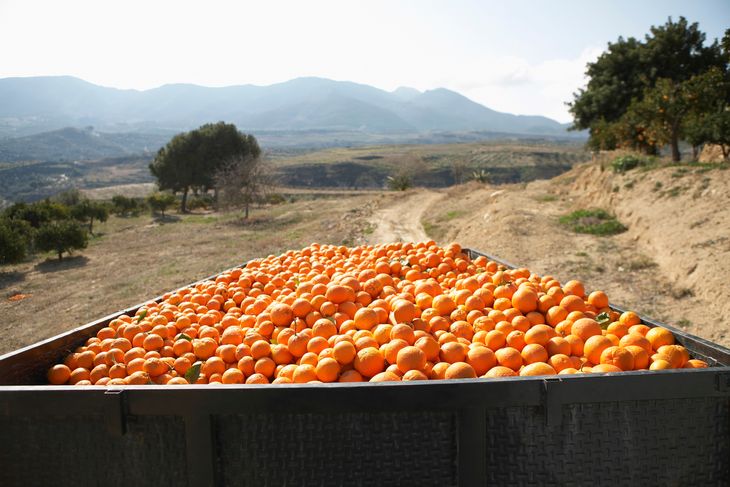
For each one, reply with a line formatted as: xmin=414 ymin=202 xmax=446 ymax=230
xmin=35 ymin=220 xmax=88 ymax=260
xmin=611 ymin=155 xmax=652 ymax=173
xmin=112 ymin=195 xmax=145 ymax=216
xmin=187 ymin=194 xmax=214 ymax=210
xmin=0 ymin=219 xmax=33 ymax=264
xmin=386 ymin=174 xmax=412 ymax=191
xmin=147 ymin=192 xmax=177 ymax=217
xmin=559 ymin=209 xmax=627 ymax=236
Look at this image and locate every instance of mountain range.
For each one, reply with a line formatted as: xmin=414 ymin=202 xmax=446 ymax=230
xmin=0 ymin=76 xmax=576 ymax=141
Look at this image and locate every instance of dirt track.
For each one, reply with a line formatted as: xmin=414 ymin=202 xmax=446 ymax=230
xmin=366 ymin=190 xmax=442 ymax=244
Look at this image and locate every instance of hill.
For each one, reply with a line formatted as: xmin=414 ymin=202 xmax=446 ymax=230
xmin=0 ymin=76 xmax=576 ymax=139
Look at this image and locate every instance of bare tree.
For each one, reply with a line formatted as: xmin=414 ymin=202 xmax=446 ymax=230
xmin=214 ymin=155 xmax=273 ymax=219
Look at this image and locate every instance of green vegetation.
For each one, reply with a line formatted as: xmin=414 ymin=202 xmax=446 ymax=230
xmin=0 ymin=219 xmax=32 ymax=264
xmin=149 ymin=122 xmax=260 ymax=212
xmin=70 ymin=199 xmax=109 ymax=234
xmin=111 ymin=195 xmax=146 ymax=216
xmin=147 ymin=192 xmax=176 ymax=217
xmin=611 ymin=155 xmax=654 ymax=173
xmin=569 ymin=17 xmax=729 ymax=162
xmin=34 ymin=220 xmax=88 ymax=260
xmin=559 ymin=209 xmax=627 ymax=236
xmin=386 ymin=174 xmax=412 ymax=191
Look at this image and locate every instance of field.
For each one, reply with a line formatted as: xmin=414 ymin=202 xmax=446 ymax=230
xmin=0 ymin=140 xmax=588 ymax=203
xmin=1 ymin=149 xmax=729 ymax=355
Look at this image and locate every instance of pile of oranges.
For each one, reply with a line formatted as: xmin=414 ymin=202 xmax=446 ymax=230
xmin=46 ymin=241 xmax=708 ymax=386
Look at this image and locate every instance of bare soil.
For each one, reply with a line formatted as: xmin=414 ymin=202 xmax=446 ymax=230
xmin=366 ymin=190 xmax=442 ymax=244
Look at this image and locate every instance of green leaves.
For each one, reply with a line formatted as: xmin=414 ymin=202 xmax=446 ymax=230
xmin=596 ymin=312 xmax=612 ymax=330
xmin=136 ymin=309 xmax=148 ymax=323
xmin=178 ymin=333 xmax=192 ymax=342
xmin=185 ymin=362 xmax=202 ymax=384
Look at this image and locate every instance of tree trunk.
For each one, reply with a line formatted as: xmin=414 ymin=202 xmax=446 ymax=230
xmin=670 ymin=133 xmax=681 ymax=162
xmin=58 ymin=250 xmax=63 ymax=260
xmin=692 ymin=146 xmax=699 ymax=162
xmin=88 ymin=218 xmax=94 ymax=236
xmin=213 ymin=187 xmax=219 ymax=211
xmin=181 ymin=187 xmax=189 ymax=213
xmin=244 ymin=202 xmax=249 ymax=220
xmin=722 ymin=145 xmax=729 ymax=162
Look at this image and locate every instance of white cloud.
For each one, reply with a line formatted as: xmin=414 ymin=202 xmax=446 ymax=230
xmin=443 ymin=47 xmax=604 ymax=123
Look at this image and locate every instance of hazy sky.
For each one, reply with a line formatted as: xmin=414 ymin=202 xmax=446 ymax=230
xmin=1 ymin=0 xmax=727 ymax=122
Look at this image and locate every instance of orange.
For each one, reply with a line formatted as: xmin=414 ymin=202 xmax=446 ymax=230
xmin=48 ymin=364 xmax=71 ymax=385
xmin=444 ymin=362 xmax=477 ymax=379
xmin=484 ymin=366 xmax=518 ymax=378
xmin=332 ymin=340 xmax=357 ymax=365
xmin=624 ymin=345 xmax=650 ymax=369
xmin=521 ymin=344 xmax=549 ymax=365
xmin=599 ymin=346 xmax=635 ymax=371
xmin=315 ymin=358 xmax=341 ymax=382
xmin=571 ymin=318 xmax=602 ymax=341
xmin=591 ymin=363 xmax=622 ymax=373
xmin=583 ymin=335 xmax=613 ymax=365
xmin=646 ymin=327 xmax=675 ymax=350
xmin=520 ymin=362 xmax=557 ymax=376
xmin=354 ymin=347 xmax=385 ymax=378
xmin=495 ymin=347 xmax=523 ymax=371
xmin=440 ymin=341 xmax=468 ymax=364
xmin=466 ymin=346 xmax=496 ymax=376
xmin=396 ymin=346 xmax=427 ymax=373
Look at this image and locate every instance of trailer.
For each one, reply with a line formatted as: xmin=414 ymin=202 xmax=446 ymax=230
xmin=1 ymin=249 xmax=729 ymax=486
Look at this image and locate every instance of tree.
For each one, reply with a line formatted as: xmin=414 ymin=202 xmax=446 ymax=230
xmin=150 ymin=122 xmax=261 ymax=212
xmin=569 ymin=17 xmax=726 ymax=161
xmin=0 ymin=219 xmax=33 ymax=264
xmin=35 ymin=220 xmax=88 ymax=260
xmin=111 ymin=195 xmax=143 ymax=216
xmin=71 ymin=199 xmax=109 ymax=235
xmin=215 ymin=155 xmax=272 ymax=219
xmin=147 ymin=192 xmax=177 ymax=217
xmin=3 ymin=201 xmax=70 ymax=228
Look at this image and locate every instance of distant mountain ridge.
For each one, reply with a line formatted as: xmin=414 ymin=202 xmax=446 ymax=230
xmin=0 ymin=76 xmax=575 ymax=139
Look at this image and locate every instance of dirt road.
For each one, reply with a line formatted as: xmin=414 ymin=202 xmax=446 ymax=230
xmin=366 ymin=190 xmax=442 ymax=244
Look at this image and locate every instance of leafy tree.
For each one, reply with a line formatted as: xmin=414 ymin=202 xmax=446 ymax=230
xmin=54 ymin=189 xmax=83 ymax=207
xmin=150 ymin=122 xmax=261 ymax=212
xmin=111 ymin=195 xmax=143 ymax=217
xmin=569 ymin=17 xmax=726 ymax=161
xmin=386 ymin=174 xmax=412 ymax=191
xmin=71 ymin=199 xmax=109 ymax=234
xmin=215 ymin=155 xmax=272 ymax=219
xmin=3 ymin=201 xmax=70 ymax=228
xmin=35 ymin=220 xmax=88 ymax=260
xmin=147 ymin=192 xmax=177 ymax=217
xmin=0 ymin=219 xmax=33 ymax=264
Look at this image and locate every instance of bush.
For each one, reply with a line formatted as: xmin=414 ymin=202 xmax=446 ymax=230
xmin=187 ymin=193 xmax=214 ymax=210
xmin=611 ymin=155 xmax=653 ymax=173
xmin=0 ymin=219 xmax=33 ymax=264
xmin=3 ymin=201 xmax=70 ymax=228
xmin=386 ymin=174 xmax=412 ymax=191
xmin=147 ymin=192 xmax=177 ymax=217
xmin=71 ymin=200 xmax=109 ymax=234
xmin=112 ymin=195 xmax=145 ymax=216
xmin=35 ymin=220 xmax=88 ymax=260
xmin=559 ymin=209 xmax=627 ymax=236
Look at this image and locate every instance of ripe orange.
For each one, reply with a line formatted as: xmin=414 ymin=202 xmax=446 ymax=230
xmin=444 ymin=362 xmax=477 ymax=379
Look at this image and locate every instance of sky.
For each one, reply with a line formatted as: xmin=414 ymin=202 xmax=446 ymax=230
xmin=0 ymin=0 xmax=727 ymax=123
